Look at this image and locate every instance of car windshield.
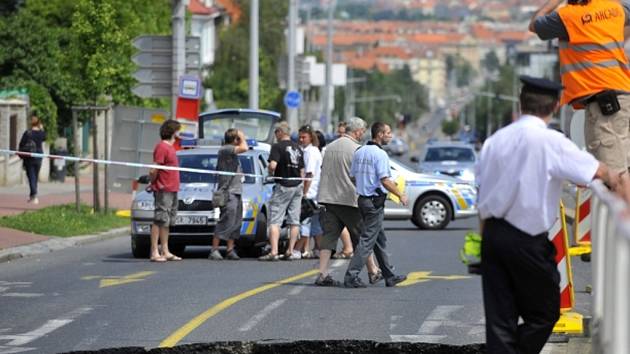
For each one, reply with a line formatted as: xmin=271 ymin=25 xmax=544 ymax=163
xmin=178 ymin=154 xmax=255 ymax=184
xmin=424 ymin=147 xmax=475 ymax=162
xmin=202 ymin=113 xmax=275 ymax=143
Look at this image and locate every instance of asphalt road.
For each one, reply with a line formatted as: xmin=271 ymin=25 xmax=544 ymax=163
xmin=0 ymin=217 xmax=498 ymax=353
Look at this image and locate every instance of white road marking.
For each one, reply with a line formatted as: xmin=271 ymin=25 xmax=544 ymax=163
xmin=288 ymin=286 xmax=305 ymax=296
xmin=238 ymin=299 xmax=287 ymax=332
xmin=0 ymin=307 xmax=93 ymax=349
xmin=0 ymin=345 xmax=35 ymax=354
xmin=331 ymin=260 xmax=345 ymax=268
xmin=1 ymin=294 xmax=43 ymax=298
xmin=390 ymin=334 xmax=448 ymax=343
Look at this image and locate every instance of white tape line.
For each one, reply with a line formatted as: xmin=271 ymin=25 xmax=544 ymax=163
xmin=0 ymin=149 xmax=310 ymax=181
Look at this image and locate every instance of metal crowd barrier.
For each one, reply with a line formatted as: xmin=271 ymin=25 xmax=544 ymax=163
xmin=590 ymin=180 xmax=630 ymax=354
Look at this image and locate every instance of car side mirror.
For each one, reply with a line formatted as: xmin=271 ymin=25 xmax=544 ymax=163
xmin=410 ymin=156 xmax=419 ymax=163
xmin=137 ymin=175 xmax=151 ymax=184
xmin=264 ymin=176 xmax=275 ymax=185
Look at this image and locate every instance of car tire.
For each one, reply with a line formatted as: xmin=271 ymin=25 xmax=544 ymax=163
xmin=412 ymin=194 xmax=452 ymax=230
xmin=169 ymin=244 xmax=186 ymax=257
xmin=131 ymin=236 xmax=150 ymax=258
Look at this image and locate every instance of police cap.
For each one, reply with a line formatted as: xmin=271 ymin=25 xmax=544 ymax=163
xmin=519 ymin=75 xmax=563 ymax=98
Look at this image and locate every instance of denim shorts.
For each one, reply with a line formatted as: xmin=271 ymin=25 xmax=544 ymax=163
xmin=269 ymin=184 xmax=303 ymax=226
xmin=300 ymin=210 xmax=323 ymax=237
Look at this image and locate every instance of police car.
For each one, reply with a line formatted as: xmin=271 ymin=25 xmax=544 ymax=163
xmin=385 ymin=159 xmax=477 ymax=230
xmin=130 ymin=109 xmax=281 ymax=258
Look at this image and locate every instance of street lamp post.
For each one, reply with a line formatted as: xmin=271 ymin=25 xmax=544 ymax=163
xmin=249 ymin=0 xmax=259 ymax=109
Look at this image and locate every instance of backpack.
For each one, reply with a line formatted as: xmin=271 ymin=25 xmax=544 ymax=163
xmin=19 ymin=130 xmax=37 ymax=154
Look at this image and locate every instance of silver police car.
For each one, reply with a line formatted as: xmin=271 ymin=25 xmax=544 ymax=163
xmin=385 ymin=159 xmax=477 ymax=229
xmin=130 ymin=146 xmax=275 ymax=258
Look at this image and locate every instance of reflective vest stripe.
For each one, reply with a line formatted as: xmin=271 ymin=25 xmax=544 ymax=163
xmin=558 ymin=40 xmax=625 ymax=52
xmin=560 ymin=59 xmax=630 ymax=75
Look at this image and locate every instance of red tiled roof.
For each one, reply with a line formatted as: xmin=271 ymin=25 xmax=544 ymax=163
xmin=216 ymin=0 xmax=241 ymax=23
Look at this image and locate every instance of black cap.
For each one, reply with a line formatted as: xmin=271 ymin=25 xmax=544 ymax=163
xmin=519 ymin=75 xmax=563 ymax=97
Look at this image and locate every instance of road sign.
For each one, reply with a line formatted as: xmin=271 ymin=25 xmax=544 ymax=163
xmin=131 ymin=84 xmax=172 ymax=98
xmin=179 ymin=75 xmax=202 ymax=99
xmin=284 ymin=91 xmax=302 ymax=109
xmin=131 ymin=35 xmax=202 ymax=98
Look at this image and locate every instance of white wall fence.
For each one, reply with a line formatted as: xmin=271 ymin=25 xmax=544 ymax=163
xmin=590 ymin=180 xmax=630 ymax=354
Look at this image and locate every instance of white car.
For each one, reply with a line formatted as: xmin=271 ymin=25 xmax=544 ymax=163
xmin=385 ymin=159 xmax=477 ymax=230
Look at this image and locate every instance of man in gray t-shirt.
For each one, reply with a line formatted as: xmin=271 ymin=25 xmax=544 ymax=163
xmin=209 ymin=129 xmax=248 ymax=261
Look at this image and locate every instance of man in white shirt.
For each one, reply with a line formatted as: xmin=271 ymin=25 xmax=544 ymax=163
xmin=476 ymin=76 xmax=620 ymax=354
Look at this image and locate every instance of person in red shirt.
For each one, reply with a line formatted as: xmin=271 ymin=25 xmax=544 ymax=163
xmin=149 ymin=119 xmax=182 ymax=262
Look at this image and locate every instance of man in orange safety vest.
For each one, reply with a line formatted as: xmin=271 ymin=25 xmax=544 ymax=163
xmin=530 ymin=0 xmax=630 ymax=174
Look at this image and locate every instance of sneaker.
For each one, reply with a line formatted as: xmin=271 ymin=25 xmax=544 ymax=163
xmin=209 ymin=249 xmax=223 ymax=260
xmin=344 ymin=277 xmax=367 ymax=288
xmin=226 ymin=249 xmax=240 ymax=260
xmin=385 ymin=275 xmax=407 ymax=287
xmin=302 ymin=251 xmax=318 ymax=259
xmin=314 ymin=273 xmax=339 ymax=287
xmin=258 ymin=253 xmax=280 ymax=261
xmin=369 ymin=271 xmax=384 ymax=285
xmin=282 ymin=251 xmax=301 ymax=261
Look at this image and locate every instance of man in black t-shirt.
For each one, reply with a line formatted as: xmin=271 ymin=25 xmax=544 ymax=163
xmin=259 ymin=122 xmax=305 ymax=261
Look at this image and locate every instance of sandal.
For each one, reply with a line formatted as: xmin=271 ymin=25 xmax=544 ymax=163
xmin=333 ymin=251 xmax=353 ymax=259
xmin=165 ymin=255 xmax=182 ymax=261
xmin=150 ymin=256 xmax=167 ymax=262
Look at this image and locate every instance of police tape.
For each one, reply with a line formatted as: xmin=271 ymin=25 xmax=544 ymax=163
xmin=0 ymin=149 xmax=311 ymax=181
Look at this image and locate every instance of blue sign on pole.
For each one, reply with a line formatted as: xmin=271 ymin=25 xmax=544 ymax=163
xmin=284 ymin=91 xmax=302 ymax=109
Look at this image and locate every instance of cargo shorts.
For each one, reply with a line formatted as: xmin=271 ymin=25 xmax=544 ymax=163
xmin=269 ymin=184 xmax=303 ymax=227
xmin=153 ymin=191 xmax=178 ymax=227
xmin=585 ymin=94 xmax=630 ymax=173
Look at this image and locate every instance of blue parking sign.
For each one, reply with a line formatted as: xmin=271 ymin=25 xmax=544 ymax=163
xmin=284 ymin=91 xmax=302 ymax=109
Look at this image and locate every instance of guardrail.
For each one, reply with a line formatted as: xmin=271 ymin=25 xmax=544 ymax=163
xmin=590 ymin=179 xmax=630 ymax=354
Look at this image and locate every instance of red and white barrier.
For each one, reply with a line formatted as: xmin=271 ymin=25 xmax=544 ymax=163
xmin=574 ymin=187 xmax=592 ymax=245
xmin=548 ymin=204 xmax=574 ymax=312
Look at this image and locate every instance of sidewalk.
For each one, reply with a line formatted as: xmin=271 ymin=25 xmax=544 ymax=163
xmin=0 ymin=175 xmax=132 ymax=252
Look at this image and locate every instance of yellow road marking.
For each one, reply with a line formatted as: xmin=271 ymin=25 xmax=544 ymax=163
xmin=81 ymin=271 xmax=155 ymax=288
xmin=397 ymin=271 xmax=471 ymax=287
xmin=160 ymin=269 xmax=319 ymax=348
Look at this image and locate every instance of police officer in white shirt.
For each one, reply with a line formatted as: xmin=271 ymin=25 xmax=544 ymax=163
xmin=475 ymin=76 xmax=620 ymax=354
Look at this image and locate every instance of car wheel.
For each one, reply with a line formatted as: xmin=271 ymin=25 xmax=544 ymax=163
xmin=412 ymin=194 xmax=452 ymax=230
xmin=169 ymin=244 xmax=186 ymax=257
xmin=131 ymin=236 xmax=150 ymax=258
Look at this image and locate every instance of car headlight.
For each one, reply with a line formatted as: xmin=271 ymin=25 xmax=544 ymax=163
xmin=132 ymin=200 xmax=155 ymax=211
xmin=459 ymin=169 xmax=475 ymax=182
xmin=134 ymin=223 xmax=152 ymax=234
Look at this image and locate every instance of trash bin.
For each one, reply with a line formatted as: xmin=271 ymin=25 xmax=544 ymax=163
xmin=50 ymin=149 xmax=68 ymax=182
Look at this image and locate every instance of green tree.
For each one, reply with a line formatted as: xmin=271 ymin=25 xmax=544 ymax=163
xmin=207 ymin=0 xmax=288 ymax=111
xmin=441 ymin=119 xmax=460 ymax=138
xmin=482 ymin=51 xmax=500 ymax=74
xmin=474 ymin=64 xmax=517 ymax=140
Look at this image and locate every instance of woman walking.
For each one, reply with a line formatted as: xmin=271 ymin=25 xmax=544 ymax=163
xmin=19 ymin=115 xmax=46 ymax=204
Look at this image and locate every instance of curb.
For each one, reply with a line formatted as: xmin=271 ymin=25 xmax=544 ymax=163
xmin=0 ymin=227 xmax=129 ymax=264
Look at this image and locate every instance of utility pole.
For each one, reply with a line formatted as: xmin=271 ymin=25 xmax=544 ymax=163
xmin=172 ymin=0 xmax=186 ymax=118
xmin=322 ymin=0 xmax=336 ymax=132
xmin=249 ymin=0 xmax=259 ymax=109
xmin=287 ymin=0 xmax=299 ymax=129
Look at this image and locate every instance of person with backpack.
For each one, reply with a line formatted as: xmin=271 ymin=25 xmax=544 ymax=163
xmin=19 ymin=115 xmax=46 ymax=204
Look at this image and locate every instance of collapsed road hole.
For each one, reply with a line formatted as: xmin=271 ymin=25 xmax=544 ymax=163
xmin=62 ymin=340 xmax=485 ymax=354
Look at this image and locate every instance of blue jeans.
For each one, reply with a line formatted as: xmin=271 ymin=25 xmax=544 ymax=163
xmin=344 ymin=195 xmax=395 ymax=281
xmin=24 ymin=158 xmax=42 ymax=198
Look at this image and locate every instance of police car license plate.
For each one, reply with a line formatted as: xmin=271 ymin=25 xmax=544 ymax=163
xmin=175 ymin=216 xmax=207 ymax=225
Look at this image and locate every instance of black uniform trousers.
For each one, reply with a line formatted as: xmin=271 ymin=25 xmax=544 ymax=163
xmin=481 ymin=218 xmax=560 ymax=354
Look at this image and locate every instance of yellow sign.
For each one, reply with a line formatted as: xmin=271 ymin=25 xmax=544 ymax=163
xmin=82 ymin=271 xmax=155 ymax=288
xmin=396 ymin=271 xmax=471 ymax=287
xmin=388 ymin=175 xmax=406 ymax=204
xmin=151 ymin=114 xmax=166 ymax=124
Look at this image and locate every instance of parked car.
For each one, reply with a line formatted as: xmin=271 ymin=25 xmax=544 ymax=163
xmin=412 ymin=141 xmax=477 ymax=184
xmin=383 ymin=137 xmax=409 ymax=156
xmin=130 ymin=146 xmax=275 ymax=258
xmin=385 ymin=159 xmax=477 ymax=230
xmin=130 ymin=109 xmax=283 ymax=258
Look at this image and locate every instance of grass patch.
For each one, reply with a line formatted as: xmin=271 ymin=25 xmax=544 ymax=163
xmin=0 ymin=204 xmax=129 ymax=237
